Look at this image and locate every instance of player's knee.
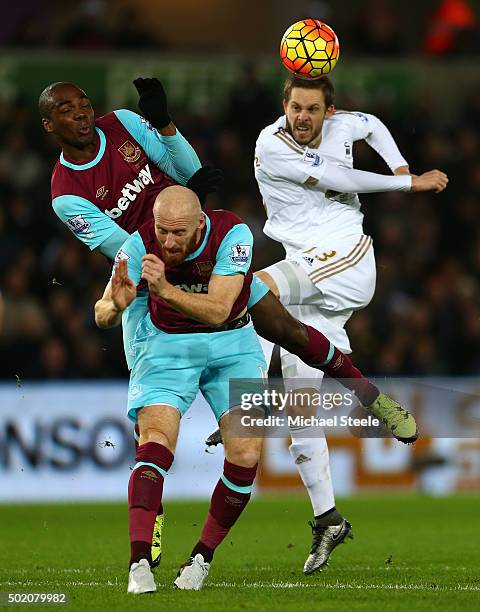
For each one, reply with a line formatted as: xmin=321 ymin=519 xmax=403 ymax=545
xmin=226 ymin=442 xmax=262 ymax=468
xmin=137 ymin=405 xmax=180 ymax=451
xmin=139 ymin=425 xmax=175 ymax=452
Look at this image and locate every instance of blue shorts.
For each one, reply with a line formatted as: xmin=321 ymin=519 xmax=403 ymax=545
xmin=122 ymin=289 xmax=148 ymax=370
xmin=123 ymin=280 xmax=268 ymax=370
xmin=247 ymin=275 xmax=269 ymax=309
xmin=127 ymin=313 xmax=267 ymax=423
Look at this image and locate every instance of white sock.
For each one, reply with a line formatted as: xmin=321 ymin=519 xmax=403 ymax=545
xmin=289 ymin=427 xmax=335 ymax=517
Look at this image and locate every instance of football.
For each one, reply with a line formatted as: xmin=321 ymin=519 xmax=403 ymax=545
xmin=280 ymin=19 xmax=340 ymax=79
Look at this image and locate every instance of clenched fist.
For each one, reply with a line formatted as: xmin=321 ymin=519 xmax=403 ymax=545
xmin=141 ymin=253 xmax=168 ymax=296
xmin=411 ymin=170 xmax=448 ymax=193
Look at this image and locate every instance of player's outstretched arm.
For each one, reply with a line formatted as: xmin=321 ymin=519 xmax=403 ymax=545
xmin=95 ymin=260 xmax=137 ymax=328
xmin=256 ymin=137 xmax=447 ymax=196
xmin=118 ymin=78 xmax=220 ymax=193
xmin=308 ymin=161 xmax=448 ymax=195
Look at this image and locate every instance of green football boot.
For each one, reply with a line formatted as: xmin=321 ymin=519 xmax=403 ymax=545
xmin=364 ymin=393 xmax=418 ymax=443
xmin=151 ymin=513 xmax=164 ymax=568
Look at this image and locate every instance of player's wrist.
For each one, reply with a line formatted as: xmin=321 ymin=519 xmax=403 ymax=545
xmin=111 ymin=303 xmax=125 ymax=314
xmin=145 ymin=109 xmax=172 ymax=130
xmin=158 ymin=122 xmax=176 ymax=136
xmin=156 ymin=281 xmax=175 ymax=300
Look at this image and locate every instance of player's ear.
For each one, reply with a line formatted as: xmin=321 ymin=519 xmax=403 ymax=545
xmin=42 ymin=118 xmax=53 ymax=133
xmin=282 ymin=98 xmax=288 ymax=113
xmin=198 ymin=213 xmax=206 ymax=230
xmin=325 ymin=104 xmax=335 ymax=119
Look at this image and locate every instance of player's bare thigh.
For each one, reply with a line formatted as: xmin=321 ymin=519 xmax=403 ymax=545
xmin=137 ymin=404 xmax=181 ymax=452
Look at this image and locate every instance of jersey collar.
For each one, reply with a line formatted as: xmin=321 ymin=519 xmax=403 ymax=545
xmin=185 ymin=213 xmax=210 ymax=261
xmin=60 ymin=127 xmax=106 ymax=170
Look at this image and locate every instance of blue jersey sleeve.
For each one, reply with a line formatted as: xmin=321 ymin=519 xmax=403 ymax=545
xmin=114 ymin=109 xmax=201 ymax=184
xmin=52 ymin=194 xmax=128 ymax=255
xmin=98 ymin=227 xmax=131 ymax=259
xmin=247 ymin=275 xmax=270 ymax=308
xmin=213 ymin=224 xmax=254 ymax=276
xmin=113 ymin=231 xmax=146 ymax=286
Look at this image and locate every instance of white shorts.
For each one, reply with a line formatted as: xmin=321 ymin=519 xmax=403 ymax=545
xmin=262 ymin=234 xmax=376 ymax=383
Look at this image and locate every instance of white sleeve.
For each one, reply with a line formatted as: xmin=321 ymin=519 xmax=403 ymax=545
xmin=350 ymin=111 xmax=409 ymax=172
xmin=364 ymin=114 xmax=408 ymax=172
xmin=309 ymin=160 xmax=412 ymax=193
xmin=256 ymin=127 xmax=411 ymax=194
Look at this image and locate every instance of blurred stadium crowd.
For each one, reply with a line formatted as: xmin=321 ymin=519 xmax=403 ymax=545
xmin=0 ymin=0 xmax=479 ymax=381
xmin=2 ymin=0 xmax=479 ymax=56
xmin=1 ymin=73 xmax=479 ymax=381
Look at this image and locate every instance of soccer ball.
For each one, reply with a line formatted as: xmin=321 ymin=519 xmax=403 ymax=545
xmin=280 ymin=19 xmax=340 ymax=79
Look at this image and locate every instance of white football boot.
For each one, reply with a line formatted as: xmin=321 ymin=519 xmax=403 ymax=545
xmin=173 ymin=553 xmax=210 ymax=590
xmin=127 ymin=558 xmax=157 ymax=594
xmin=304 ymin=519 xmax=353 ymax=574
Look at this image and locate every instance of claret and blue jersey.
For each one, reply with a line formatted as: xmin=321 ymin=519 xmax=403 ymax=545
xmin=51 ymin=109 xmax=201 ymax=259
xmin=118 ymin=209 xmax=254 ymax=333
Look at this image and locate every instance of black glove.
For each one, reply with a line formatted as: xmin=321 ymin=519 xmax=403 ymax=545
xmin=133 ymin=77 xmax=171 ymax=129
xmin=186 ymin=166 xmax=224 ymax=205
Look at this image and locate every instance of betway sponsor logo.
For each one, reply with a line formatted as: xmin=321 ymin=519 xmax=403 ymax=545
xmin=176 ymin=283 xmax=209 ymax=293
xmin=105 ymin=164 xmax=153 ymax=219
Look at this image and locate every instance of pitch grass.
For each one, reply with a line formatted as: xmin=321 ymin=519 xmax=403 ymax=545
xmin=0 ymin=495 xmax=479 ymax=611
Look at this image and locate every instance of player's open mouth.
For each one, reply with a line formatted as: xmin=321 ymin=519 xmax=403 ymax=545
xmin=79 ymin=126 xmax=92 ymax=135
xmin=295 ymin=126 xmax=310 ymax=133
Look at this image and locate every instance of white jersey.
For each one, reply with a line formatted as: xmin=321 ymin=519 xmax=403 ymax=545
xmin=254 ymin=111 xmax=409 ymax=257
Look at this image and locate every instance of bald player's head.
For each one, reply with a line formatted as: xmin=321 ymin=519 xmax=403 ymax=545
xmin=153 ymin=186 xmax=205 ymax=266
xmin=153 ymin=185 xmax=202 ymax=219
